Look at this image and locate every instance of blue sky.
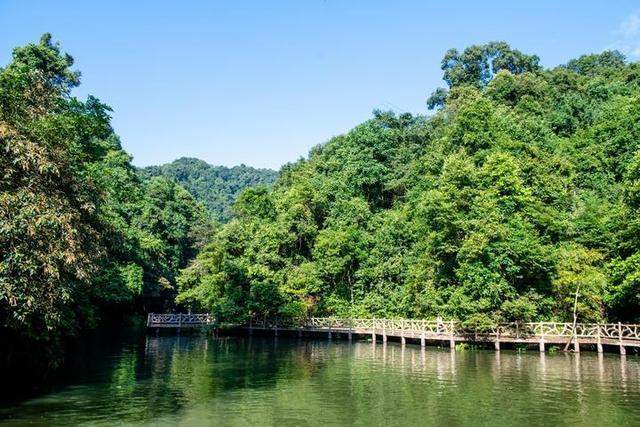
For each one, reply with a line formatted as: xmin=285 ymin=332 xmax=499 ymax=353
xmin=1 ymin=1 xmax=639 ymax=169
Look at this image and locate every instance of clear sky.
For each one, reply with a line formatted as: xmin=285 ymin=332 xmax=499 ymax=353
xmin=1 ymin=1 xmax=639 ymax=169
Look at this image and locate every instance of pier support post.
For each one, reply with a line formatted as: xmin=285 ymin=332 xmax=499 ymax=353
xmin=539 ymin=338 xmax=545 ymax=353
xmin=274 ymin=324 xmax=278 ymax=337
xmin=596 ymin=325 xmax=603 ymax=353
xmin=328 ymin=329 xmax=332 ymax=340
xmin=494 ymin=340 xmax=500 ymax=351
xmin=383 ymin=330 xmax=387 ymax=343
xmin=421 ymin=331 xmax=426 ymax=348
xmin=449 ymin=320 xmax=455 ymax=350
xmin=618 ymin=322 xmax=626 ymax=355
xmin=298 ymin=327 xmax=302 ymax=338
xmin=372 ymin=319 xmax=377 ymax=344
xmin=348 ymin=331 xmax=352 ymax=341
xmin=574 ymin=337 xmax=580 ymax=353
xmin=401 ymin=335 xmax=406 ymax=346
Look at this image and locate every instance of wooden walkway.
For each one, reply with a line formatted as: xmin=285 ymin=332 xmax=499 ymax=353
xmin=148 ymin=314 xmax=639 ymax=354
xmin=147 ymin=313 xmax=214 ymax=328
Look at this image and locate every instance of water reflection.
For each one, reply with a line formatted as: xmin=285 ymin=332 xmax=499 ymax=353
xmin=1 ymin=335 xmax=639 ymax=426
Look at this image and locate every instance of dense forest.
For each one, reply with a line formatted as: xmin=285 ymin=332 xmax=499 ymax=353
xmin=141 ymin=157 xmax=277 ymax=223
xmin=0 ymin=35 xmax=214 ymax=371
xmin=177 ymin=42 xmax=640 ymax=328
xmin=2 ymin=35 xmax=640 ymax=374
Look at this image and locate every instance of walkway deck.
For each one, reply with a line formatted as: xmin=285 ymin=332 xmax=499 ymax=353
xmin=147 ymin=314 xmax=639 ymax=354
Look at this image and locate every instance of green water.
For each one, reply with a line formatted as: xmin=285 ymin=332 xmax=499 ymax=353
xmin=1 ymin=333 xmax=639 ymax=426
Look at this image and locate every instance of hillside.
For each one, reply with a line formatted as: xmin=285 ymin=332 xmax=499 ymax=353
xmin=141 ymin=158 xmax=277 ymax=222
xmin=177 ymin=43 xmax=640 ymax=326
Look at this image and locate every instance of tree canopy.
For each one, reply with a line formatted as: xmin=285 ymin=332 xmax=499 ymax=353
xmin=0 ymin=35 xmax=212 ymax=370
xmin=177 ymin=45 xmax=640 ymax=327
xmin=141 ymin=157 xmax=277 ymax=223
xmin=3 ymin=36 xmax=640 ymax=373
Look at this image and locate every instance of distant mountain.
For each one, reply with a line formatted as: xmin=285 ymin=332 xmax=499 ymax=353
xmin=140 ymin=157 xmax=278 ymax=222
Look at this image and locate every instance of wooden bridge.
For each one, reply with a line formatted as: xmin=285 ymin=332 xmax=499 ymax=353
xmin=147 ymin=313 xmax=214 ymax=328
xmin=148 ymin=314 xmax=639 ymax=354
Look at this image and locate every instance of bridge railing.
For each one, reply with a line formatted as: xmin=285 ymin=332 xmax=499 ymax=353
xmin=148 ymin=314 xmax=640 ymax=342
xmin=147 ymin=313 xmax=214 ymax=327
xmin=248 ymin=317 xmax=640 ymax=342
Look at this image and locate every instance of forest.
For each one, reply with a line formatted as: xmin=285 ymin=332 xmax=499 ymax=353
xmin=141 ymin=157 xmax=277 ymax=223
xmin=177 ymin=43 xmax=640 ymax=328
xmin=2 ymin=35 xmax=640 ymax=372
xmin=0 ymin=35 xmax=214 ymax=371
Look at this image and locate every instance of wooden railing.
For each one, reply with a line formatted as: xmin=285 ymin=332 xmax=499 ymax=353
xmin=247 ymin=317 xmax=640 ymax=352
xmin=147 ymin=313 xmax=214 ymax=328
xmin=250 ymin=318 xmax=638 ymax=339
xmin=146 ymin=314 xmax=639 ymax=352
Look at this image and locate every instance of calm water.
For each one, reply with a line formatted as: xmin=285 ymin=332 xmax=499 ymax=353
xmin=1 ymin=331 xmax=640 ymax=426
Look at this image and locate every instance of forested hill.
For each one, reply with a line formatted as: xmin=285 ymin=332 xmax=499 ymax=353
xmin=140 ymin=158 xmax=277 ymax=222
xmin=178 ymin=43 xmax=640 ymax=327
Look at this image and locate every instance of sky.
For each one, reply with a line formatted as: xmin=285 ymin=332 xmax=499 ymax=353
xmin=1 ymin=1 xmax=640 ymax=169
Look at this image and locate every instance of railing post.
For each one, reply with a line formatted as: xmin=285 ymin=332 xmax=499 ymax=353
xmin=619 ymin=322 xmax=626 ymax=355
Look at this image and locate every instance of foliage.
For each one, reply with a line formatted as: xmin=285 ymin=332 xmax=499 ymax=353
xmin=428 ymin=41 xmax=541 ymax=108
xmin=141 ymin=157 xmax=277 ymax=223
xmin=178 ymin=43 xmax=640 ymax=325
xmin=4 ymin=35 xmax=640 ymax=373
xmin=0 ymin=35 xmax=212 ymax=370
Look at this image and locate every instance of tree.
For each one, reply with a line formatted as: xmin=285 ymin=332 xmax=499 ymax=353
xmin=441 ymin=41 xmax=540 ymax=89
xmin=176 ymin=41 xmax=640 ymax=328
xmin=0 ymin=35 xmax=214 ymax=373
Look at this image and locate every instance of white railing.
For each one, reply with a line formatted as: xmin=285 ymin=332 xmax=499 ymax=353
xmin=147 ymin=313 xmax=214 ymax=327
xmin=248 ymin=317 xmax=640 ymax=343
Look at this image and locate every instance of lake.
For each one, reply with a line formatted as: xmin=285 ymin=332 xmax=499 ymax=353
xmin=1 ymin=330 xmax=639 ymax=426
